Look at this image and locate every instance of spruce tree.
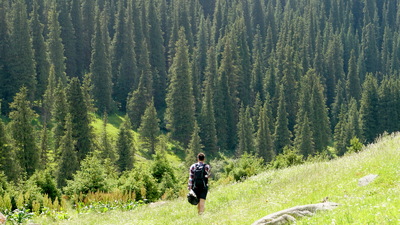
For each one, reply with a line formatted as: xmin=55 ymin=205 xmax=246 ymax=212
xmin=199 ymin=77 xmax=218 ymax=157
xmin=39 ymin=122 xmax=49 ymax=169
xmin=256 ymin=102 xmax=274 ymax=163
xmin=6 ymin=0 xmax=36 ymax=103
xmin=113 ymin=0 xmax=137 ymax=111
xmin=52 ymin=81 xmax=68 ymax=153
xmin=185 ymin=122 xmax=203 ymax=168
xmin=9 ymin=87 xmax=39 ymax=176
xmin=236 ymin=105 xmax=255 ymax=156
xmin=165 ymin=28 xmax=195 ymax=147
xmin=274 ymin=85 xmax=292 ymax=155
xmin=307 ymin=69 xmax=331 ymax=152
xmin=138 ymin=99 xmax=160 ymax=155
xmin=251 ymin=0 xmax=265 ymax=39
xmin=0 ymin=0 xmax=10 ymax=114
xmin=90 ymin=9 xmax=113 ymax=113
xmin=66 ymin=77 xmax=93 ymax=162
xmin=43 ymin=65 xmax=57 ymax=123
xmin=57 ymin=113 xmax=79 ymax=188
xmin=334 ymin=104 xmax=348 ymax=156
xmin=47 ymin=6 xmax=67 ymax=84
xmin=346 ymin=50 xmax=361 ymax=101
xmin=294 ymin=113 xmax=314 ymax=158
xmin=58 ymin=0 xmax=77 ymax=78
xmin=126 ymin=59 xmax=153 ymax=130
xmin=70 ymin=0 xmax=84 ymax=78
xmin=359 ymin=74 xmax=379 ymax=143
xmin=30 ymin=1 xmax=50 ymax=99
xmin=0 ymin=119 xmax=19 ymax=181
xmin=99 ymin=112 xmax=115 ymax=162
xmin=147 ymin=0 xmax=167 ymax=110
xmin=82 ymin=0 xmax=95 ymax=71
xmin=116 ymin=117 xmax=134 ymax=172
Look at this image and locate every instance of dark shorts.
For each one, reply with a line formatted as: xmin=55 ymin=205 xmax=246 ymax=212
xmin=193 ymin=187 xmax=208 ymax=200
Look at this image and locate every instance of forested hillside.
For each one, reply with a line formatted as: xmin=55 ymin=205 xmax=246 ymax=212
xmin=0 ymin=0 xmax=400 ymax=213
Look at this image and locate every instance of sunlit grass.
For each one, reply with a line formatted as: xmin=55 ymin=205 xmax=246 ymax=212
xmin=32 ymin=133 xmax=400 ymax=225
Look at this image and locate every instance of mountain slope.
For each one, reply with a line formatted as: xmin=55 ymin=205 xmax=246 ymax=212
xmin=49 ymin=133 xmax=400 ymax=224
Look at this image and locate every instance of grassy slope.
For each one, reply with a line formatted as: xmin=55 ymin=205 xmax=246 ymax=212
xmin=38 ymin=133 xmax=399 ymax=225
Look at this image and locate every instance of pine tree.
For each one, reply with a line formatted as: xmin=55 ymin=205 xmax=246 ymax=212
xmin=334 ymin=103 xmax=348 ymax=156
xmin=256 ymin=102 xmax=274 ymax=162
xmin=58 ymin=0 xmax=77 ymax=78
xmin=43 ymin=65 xmax=57 ymax=122
xmin=236 ymin=105 xmax=255 ymax=156
xmin=6 ymin=0 xmax=36 ymax=103
xmin=30 ymin=0 xmax=50 ymax=99
xmin=126 ymin=59 xmax=153 ymax=130
xmin=9 ymin=87 xmax=39 ymax=176
xmin=185 ymin=122 xmax=203 ymax=168
xmin=52 ymin=81 xmax=68 ymax=153
xmin=0 ymin=119 xmax=20 ymax=181
xmin=147 ymin=0 xmax=167 ymax=110
xmin=70 ymin=0 xmax=84 ymax=78
xmin=165 ymin=28 xmax=195 ymax=147
xmin=112 ymin=0 xmax=137 ymax=111
xmin=359 ymin=74 xmax=379 ymax=143
xmin=57 ymin=113 xmax=79 ymax=188
xmin=199 ymin=76 xmax=218 ymax=157
xmin=216 ymin=35 xmax=240 ymax=152
xmin=361 ymin=23 xmax=380 ymax=74
xmin=99 ymin=112 xmax=115 ymax=162
xmin=81 ymin=72 xmax=96 ymax=113
xmin=90 ymin=9 xmax=113 ymax=113
xmin=66 ymin=77 xmax=93 ymax=162
xmin=378 ymin=77 xmax=399 ymax=135
xmin=138 ymin=99 xmax=160 ymax=155
xmin=116 ymin=117 xmax=134 ymax=172
xmin=251 ymin=27 xmax=265 ymax=103
xmin=0 ymin=0 xmax=10 ymax=114
xmin=307 ymin=69 xmax=331 ymax=152
xmin=39 ymin=122 xmax=49 ymax=169
xmin=47 ymin=6 xmax=67 ymax=84
xmin=346 ymin=50 xmax=361 ymax=101
xmin=294 ymin=113 xmax=314 ymax=158
xmin=251 ymin=0 xmax=265 ymax=39
xmin=274 ymin=85 xmax=292 ymax=155
xmin=82 ymin=0 xmax=96 ymax=71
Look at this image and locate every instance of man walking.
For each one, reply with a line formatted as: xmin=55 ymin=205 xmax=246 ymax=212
xmin=188 ymin=153 xmax=211 ymax=215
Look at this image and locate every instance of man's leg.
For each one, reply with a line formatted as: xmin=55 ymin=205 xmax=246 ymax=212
xmin=197 ymin=198 xmax=205 ymax=215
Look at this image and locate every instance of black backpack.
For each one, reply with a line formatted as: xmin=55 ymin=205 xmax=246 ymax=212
xmin=193 ymin=163 xmax=208 ymax=189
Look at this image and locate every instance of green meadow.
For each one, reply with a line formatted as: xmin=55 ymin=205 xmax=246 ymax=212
xmin=32 ymin=133 xmax=400 ymax=225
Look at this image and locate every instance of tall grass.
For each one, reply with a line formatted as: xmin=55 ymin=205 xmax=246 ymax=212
xmin=33 ymin=133 xmax=400 ymax=225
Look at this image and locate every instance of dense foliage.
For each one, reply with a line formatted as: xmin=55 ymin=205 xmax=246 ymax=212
xmin=0 ymin=0 xmax=400 ymax=218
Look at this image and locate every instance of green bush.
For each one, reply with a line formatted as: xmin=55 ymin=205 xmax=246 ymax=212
xmin=27 ymin=170 xmax=61 ymax=202
xmin=270 ymin=146 xmax=304 ymax=169
xmin=64 ymin=155 xmax=110 ymax=196
xmin=119 ymin=167 xmax=160 ymax=202
xmin=224 ymin=153 xmax=264 ymax=182
xmin=347 ymin=136 xmax=364 ymax=153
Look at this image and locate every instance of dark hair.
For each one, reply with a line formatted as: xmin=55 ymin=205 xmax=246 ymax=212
xmin=197 ymin=153 xmax=205 ymax=161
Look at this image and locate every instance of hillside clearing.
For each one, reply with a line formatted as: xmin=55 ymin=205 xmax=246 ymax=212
xmin=35 ymin=133 xmax=400 ymax=225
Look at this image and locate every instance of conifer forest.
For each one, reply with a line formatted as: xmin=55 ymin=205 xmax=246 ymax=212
xmin=0 ymin=0 xmax=400 ymax=214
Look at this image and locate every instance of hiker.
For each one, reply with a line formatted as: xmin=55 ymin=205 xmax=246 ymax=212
xmin=188 ymin=153 xmax=211 ymax=215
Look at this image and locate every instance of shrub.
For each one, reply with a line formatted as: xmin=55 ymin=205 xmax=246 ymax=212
xmin=224 ymin=153 xmax=264 ymax=182
xmin=119 ymin=167 xmax=160 ymax=202
xmin=347 ymin=136 xmax=364 ymax=153
xmin=27 ymin=170 xmax=61 ymax=202
xmin=64 ymin=155 xmax=110 ymax=196
xmin=270 ymin=146 xmax=304 ymax=169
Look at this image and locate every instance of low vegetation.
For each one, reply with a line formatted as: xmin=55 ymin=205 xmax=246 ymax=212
xmin=16 ymin=133 xmax=399 ymax=225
